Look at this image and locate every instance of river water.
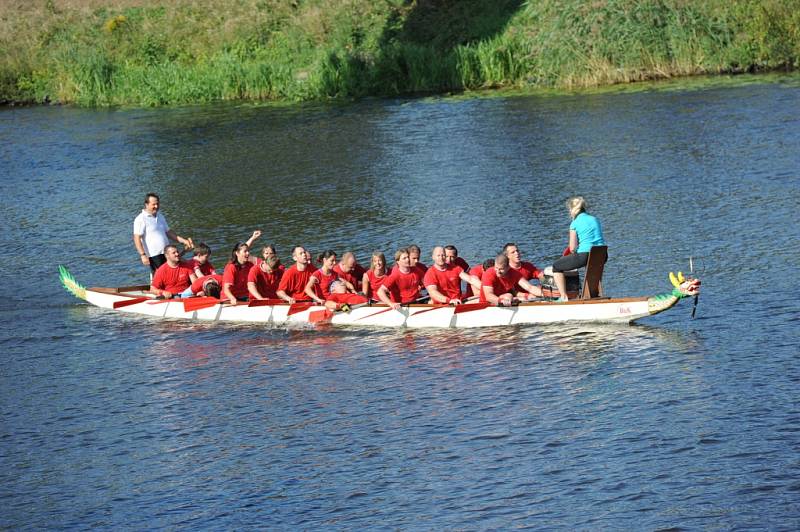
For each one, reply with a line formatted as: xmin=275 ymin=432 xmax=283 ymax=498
xmin=2 ymin=75 xmax=799 ymax=529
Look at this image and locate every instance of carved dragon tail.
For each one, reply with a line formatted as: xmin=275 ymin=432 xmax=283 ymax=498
xmin=59 ymin=265 xmax=87 ymax=301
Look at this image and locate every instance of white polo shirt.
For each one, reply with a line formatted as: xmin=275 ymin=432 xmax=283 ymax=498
xmin=133 ymin=210 xmax=170 ymax=257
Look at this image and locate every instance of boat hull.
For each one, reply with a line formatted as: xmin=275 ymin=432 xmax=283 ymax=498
xmin=82 ymin=287 xmax=663 ymax=328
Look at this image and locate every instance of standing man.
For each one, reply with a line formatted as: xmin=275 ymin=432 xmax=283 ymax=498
xmin=133 ymin=192 xmax=193 ymax=273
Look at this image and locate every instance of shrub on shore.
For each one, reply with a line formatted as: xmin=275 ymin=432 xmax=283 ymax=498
xmin=1 ymin=0 xmax=798 ymax=106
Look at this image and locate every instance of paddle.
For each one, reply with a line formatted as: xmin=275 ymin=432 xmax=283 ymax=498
xmin=113 ymin=297 xmax=149 ymax=309
xmin=248 ymin=298 xmax=286 ymax=307
xmin=287 ymin=302 xmax=314 ymax=316
xmin=308 ymin=309 xmax=334 ymax=323
xmin=689 ymin=256 xmax=699 ymax=319
xmin=183 ymin=297 xmax=222 ymax=312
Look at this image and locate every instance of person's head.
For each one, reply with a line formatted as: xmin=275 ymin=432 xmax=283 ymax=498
xmin=371 ymin=251 xmax=386 ymax=273
xmin=408 ymin=244 xmax=421 ymax=265
xmin=340 ymin=251 xmax=356 ymax=272
xmin=329 ymin=280 xmax=347 ymax=294
xmin=482 ymin=258 xmax=495 ymax=270
xmin=229 ymin=242 xmax=250 ymax=266
xmin=143 ymin=193 xmax=159 ymax=215
xmin=202 ymin=277 xmax=221 ymax=298
xmin=566 ymin=196 xmax=587 ymax=219
xmin=193 ymin=242 xmax=211 ymax=264
xmin=317 ymin=250 xmax=337 ymax=270
xmin=262 ymin=244 xmax=277 ymax=260
xmin=494 ymin=253 xmax=510 ymax=277
xmin=431 ymin=246 xmax=446 ymax=267
xmin=503 ymin=242 xmax=521 ymax=264
xmin=262 ymin=255 xmax=279 ymax=272
xmin=395 ymin=247 xmax=410 ymax=269
xmin=304 ymin=249 xmax=312 ymax=264
xmin=292 ymin=246 xmax=307 ymax=265
xmin=444 ymin=245 xmax=459 ymax=265
xmin=164 ymin=244 xmax=180 ymax=265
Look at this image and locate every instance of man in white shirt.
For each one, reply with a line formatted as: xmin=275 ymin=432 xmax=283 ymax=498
xmin=133 ymin=192 xmax=193 ymax=272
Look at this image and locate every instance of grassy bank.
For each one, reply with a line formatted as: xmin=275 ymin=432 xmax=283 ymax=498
xmin=2 ymin=0 xmax=799 ymax=106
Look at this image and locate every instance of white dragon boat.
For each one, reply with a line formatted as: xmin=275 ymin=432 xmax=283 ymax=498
xmin=59 ymin=266 xmax=701 ymax=329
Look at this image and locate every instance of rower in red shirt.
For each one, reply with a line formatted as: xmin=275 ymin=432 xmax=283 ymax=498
xmin=150 ymin=244 xmax=195 ymax=298
xmin=424 ymin=246 xmax=481 ymax=305
xmin=408 ymin=244 xmax=428 ymax=275
xmin=277 ymin=246 xmax=314 ymax=303
xmin=362 ymin=251 xmax=389 ymax=302
xmin=332 ymin=251 xmax=359 ymax=292
xmin=378 ymin=247 xmax=424 ymax=309
xmin=184 ymin=274 xmax=223 ymax=298
xmin=305 ymin=250 xmax=340 ymax=304
xmin=222 ymin=242 xmax=255 ymax=304
xmin=444 ymin=244 xmax=470 ymax=272
xmin=247 ymin=255 xmax=283 ymax=300
xmin=326 ymin=280 xmax=368 ymax=310
xmin=480 ymin=253 xmax=543 ymax=306
xmin=467 ymin=258 xmax=496 ymax=298
xmin=503 ymin=242 xmax=544 ymax=283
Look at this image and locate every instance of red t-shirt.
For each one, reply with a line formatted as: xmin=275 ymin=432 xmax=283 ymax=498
xmin=480 ymin=267 xmax=524 ymax=303
xmin=190 ymin=273 xmax=223 ymax=295
xmin=468 ymin=264 xmax=486 ymax=296
xmin=365 ymin=270 xmax=389 ymax=301
xmin=333 ymin=264 xmax=359 ymax=291
xmin=383 ymin=268 xmax=423 ymax=303
xmin=312 ymin=268 xmax=339 ymax=299
xmin=247 ymin=264 xmax=283 ymax=299
xmin=152 ymin=261 xmax=194 ymax=294
xmin=512 ymin=261 xmax=542 ymax=281
xmin=223 ymin=262 xmax=253 ymax=299
xmin=278 ymin=265 xmax=313 ymax=300
xmin=353 ymin=262 xmax=367 ymax=284
xmin=423 ymin=264 xmax=464 ymax=303
xmin=189 ymin=258 xmax=215 ymax=276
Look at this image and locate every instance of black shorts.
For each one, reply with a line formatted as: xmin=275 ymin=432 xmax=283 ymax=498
xmin=553 ymin=252 xmax=589 ymax=272
xmin=148 ymin=254 xmax=167 ymax=272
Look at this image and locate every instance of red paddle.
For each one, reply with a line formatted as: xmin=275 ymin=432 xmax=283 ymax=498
xmin=287 ymin=302 xmax=314 ymax=316
xmin=113 ymin=297 xmax=149 ymax=309
xmin=183 ymin=297 xmax=222 ymax=312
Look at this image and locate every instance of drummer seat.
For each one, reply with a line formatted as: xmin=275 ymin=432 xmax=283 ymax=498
xmin=580 ymin=245 xmax=608 ymax=299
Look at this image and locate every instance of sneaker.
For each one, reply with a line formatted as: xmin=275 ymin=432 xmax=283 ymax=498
xmin=557 ymin=296 xmax=568 ymax=302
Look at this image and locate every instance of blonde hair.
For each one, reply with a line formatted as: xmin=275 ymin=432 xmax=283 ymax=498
xmin=566 ymin=196 xmax=587 ymax=219
xmin=371 ymin=251 xmax=386 ymax=271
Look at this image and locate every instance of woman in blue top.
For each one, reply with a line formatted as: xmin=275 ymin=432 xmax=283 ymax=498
xmin=551 ymin=196 xmax=606 ymax=301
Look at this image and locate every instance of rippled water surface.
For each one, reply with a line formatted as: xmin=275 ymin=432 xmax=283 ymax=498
xmin=2 ymin=76 xmax=799 ymax=529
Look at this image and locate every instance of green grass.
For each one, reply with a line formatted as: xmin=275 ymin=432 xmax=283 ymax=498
xmin=1 ymin=0 xmax=798 ymax=106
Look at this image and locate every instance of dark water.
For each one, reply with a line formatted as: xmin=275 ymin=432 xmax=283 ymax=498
xmin=2 ymin=76 xmax=799 ymax=529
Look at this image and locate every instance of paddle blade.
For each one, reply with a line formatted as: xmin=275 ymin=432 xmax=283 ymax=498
xmin=183 ymin=297 xmax=221 ymax=312
xmin=113 ymin=297 xmax=148 ymax=309
xmin=287 ymin=302 xmax=314 ymax=316
xmin=453 ymin=302 xmax=490 ymax=314
xmin=309 ymin=309 xmax=334 ymax=323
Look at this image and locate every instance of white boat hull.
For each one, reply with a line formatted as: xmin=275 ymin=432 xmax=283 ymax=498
xmin=80 ymin=287 xmax=668 ymax=328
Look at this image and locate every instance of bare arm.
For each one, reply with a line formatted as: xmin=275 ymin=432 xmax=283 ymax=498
xmin=518 ymin=278 xmax=543 ymax=298
xmin=223 ymin=283 xmax=237 ymax=305
xmin=362 ymin=273 xmax=371 ymax=298
xmin=133 ymin=234 xmax=150 ymax=266
xmin=305 ymin=277 xmax=324 ymax=304
xmin=276 ymin=290 xmax=295 ymax=304
xmin=377 ymin=285 xmax=400 ymax=310
xmin=568 ymin=229 xmax=578 ymax=254
xmin=166 ymin=229 xmax=193 ymax=249
xmin=248 ymin=281 xmax=264 ymax=300
xmin=460 ymin=271 xmax=481 ymax=294
xmin=483 ymin=285 xmax=512 ymax=306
